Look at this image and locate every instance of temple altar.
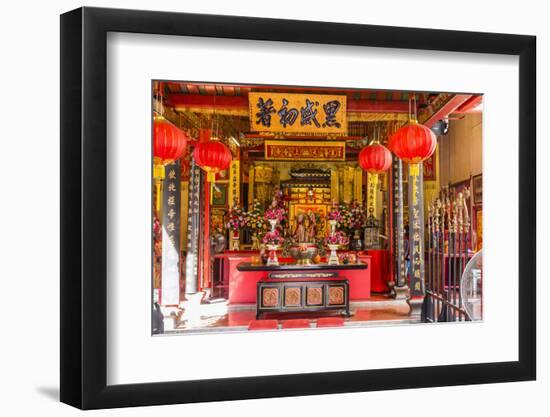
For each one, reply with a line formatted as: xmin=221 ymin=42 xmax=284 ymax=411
xmin=222 ymin=252 xmax=371 ymax=304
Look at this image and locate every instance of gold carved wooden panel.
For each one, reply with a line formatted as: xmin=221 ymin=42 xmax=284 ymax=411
xmin=262 ymin=288 xmax=279 ymax=308
xmin=306 ymin=287 xmax=323 ymax=306
xmin=328 ymin=286 xmax=345 ymax=305
xmin=284 ymin=287 xmax=301 ymax=307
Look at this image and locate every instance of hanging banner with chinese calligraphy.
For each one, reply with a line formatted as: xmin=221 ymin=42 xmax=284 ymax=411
xmin=408 ymin=163 xmax=425 ymax=296
xmin=249 ymin=92 xmax=347 ymax=135
xmin=264 ymin=140 xmax=346 ymax=161
xmin=392 ymin=157 xmax=406 ymax=288
xmin=185 ymin=161 xmax=202 ymax=295
xmin=161 ymin=161 xmax=181 ymax=305
xmin=228 ymin=160 xmax=240 ymax=205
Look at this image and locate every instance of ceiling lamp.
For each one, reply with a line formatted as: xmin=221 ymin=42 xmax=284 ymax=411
xmin=192 ymin=129 xmax=232 ymax=183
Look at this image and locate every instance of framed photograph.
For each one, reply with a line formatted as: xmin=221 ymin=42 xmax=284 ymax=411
xmin=210 ymin=182 xmax=229 ymax=207
xmin=61 ymin=7 xmax=536 ymax=410
xmin=473 ymin=174 xmax=483 ymax=204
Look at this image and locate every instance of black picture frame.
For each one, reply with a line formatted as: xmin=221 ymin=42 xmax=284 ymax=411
xmin=60 ymin=6 xmax=536 ymax=410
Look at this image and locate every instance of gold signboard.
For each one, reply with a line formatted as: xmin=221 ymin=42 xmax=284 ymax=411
xmin=249 ymin=92 xmax=347 ymax=135
xmin=264 ymin=140 xmax=346 ymax=161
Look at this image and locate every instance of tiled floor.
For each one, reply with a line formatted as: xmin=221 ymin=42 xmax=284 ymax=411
xmin=167 ymin=294 xmax=418 ymax=334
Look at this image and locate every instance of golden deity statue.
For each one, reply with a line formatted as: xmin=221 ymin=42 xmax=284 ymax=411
xmin=292 ymin=210 xmax=319 ymax=243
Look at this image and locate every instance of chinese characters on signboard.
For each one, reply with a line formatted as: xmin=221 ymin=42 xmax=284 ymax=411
xmin=264 ymin=140 xmax=346 ymax=161
xmin=248 ymin=92 xmax=347 ymax=135
xmin=161 ymin=161 xmax=181 ymax=305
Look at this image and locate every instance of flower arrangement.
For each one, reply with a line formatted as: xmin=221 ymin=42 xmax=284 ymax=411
xmin=327 ymin=203 xmax=343 ymax=222
xmin=266 ymin=186 xmax=288 ymax=225
xmin=338 ymin=201 xmax=366 ymax=232
xmin=227 ymin=203 xmax=246 ymax=232
xmin=262 ymin=229 xmax=284 ymax=246
xmin=265 ymin=206 xmax=285 ymax=222
xmin=324 ymin=230 xmax=349 ymax=246
xmin=244 ymin=199 xmax=269 ymax=236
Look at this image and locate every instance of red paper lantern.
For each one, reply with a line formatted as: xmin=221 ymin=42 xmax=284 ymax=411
xmin=358 ymin=143 xmax=392 ymax=174
xmin=153 ymin=115 xmax=187 ymax=163
xmin=388 ymin=121 xmax=437 ymax=163
xmin=193 ymin=129 xmax=232 ymax=182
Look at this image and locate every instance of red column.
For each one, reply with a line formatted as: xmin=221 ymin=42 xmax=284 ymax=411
xmin=201 ymin=179 xmax=211 ymax=291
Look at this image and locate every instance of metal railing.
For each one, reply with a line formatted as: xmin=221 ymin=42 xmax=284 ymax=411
xmin=422 ymin=189 xmax=471 ymax=323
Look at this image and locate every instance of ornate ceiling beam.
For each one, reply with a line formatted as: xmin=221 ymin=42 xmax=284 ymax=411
xmin=420 ymin=94 xmax=472 ymax=127
xmin=166 ymin=94 xmax=410 ymax=114
xmin=454 ymin=95 xmax=483 ymax=113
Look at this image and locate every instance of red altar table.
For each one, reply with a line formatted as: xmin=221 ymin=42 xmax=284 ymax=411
xmin=225 ymin=252 xmax=371 ymax=304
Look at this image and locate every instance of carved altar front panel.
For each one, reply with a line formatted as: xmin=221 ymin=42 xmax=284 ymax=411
xmin=284 ymin=287 xmax=302 ymax=307
xmin=256 ymin=278 xmax=350 ymax=319
xmin=328 ymin=285 xmax=345 ymax=305
xmin=261 ymin=287 xmax=280 ymax=308
xmin=306 ymin=286 xmax=323 ymax=306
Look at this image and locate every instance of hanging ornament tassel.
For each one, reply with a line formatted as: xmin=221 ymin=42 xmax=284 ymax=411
xmin=409 ymin=163 xmax=420 ymax=206
xmin=207 ymin=170 xmax=216 ymax=184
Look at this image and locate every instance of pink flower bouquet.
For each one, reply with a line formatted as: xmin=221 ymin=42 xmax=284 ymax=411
xmin=262 ymin=230 xmax=284 ymax=246
xmin=324 ymin=231 xmax=349 ymax=246
xmin=265 ymin=207 xmax=285 ymax=222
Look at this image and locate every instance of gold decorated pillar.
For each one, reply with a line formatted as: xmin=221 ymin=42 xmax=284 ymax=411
xmin=339 ymin=166 xmax=355 ymax=204
xmin=354 ymin=167 xmax=363 ymax=203
xmin=367 ymin=172 xmax=378 ymax=215
xmin=254 ymin=165 xmax=273 ymax=205
xmin=153 ymin=157 xmax=165 ymax=215
xmin=330 ymin=167 xmax=339 ymax=203
xmin=248 ymin=165 xmax=255 ymax=209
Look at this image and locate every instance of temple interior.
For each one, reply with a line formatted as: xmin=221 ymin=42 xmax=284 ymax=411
xmin=152 ymin=81 xmax=483 ymax=333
